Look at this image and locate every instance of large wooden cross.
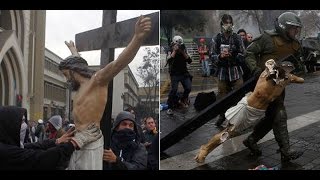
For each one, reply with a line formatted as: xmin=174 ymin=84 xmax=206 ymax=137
xmin=74 ymin=10 xmax=159 ymax=166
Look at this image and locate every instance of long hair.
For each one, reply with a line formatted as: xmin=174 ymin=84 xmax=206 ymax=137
xmin=220 ymin=14 xmax=233 ymax=26
xmin=59 ymin=56 xmax=96 ymax=78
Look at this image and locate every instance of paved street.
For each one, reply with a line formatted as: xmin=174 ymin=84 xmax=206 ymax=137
xmin=160 ymin=71 xmax=320 ymax=170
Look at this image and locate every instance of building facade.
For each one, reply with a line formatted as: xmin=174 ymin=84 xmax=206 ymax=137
xmin=43 ymin=48 xmax=69 ymax=121
xmin=0 ymin=10 xmax=46 ymax=120
xmin=122 ymin=66 xmax=140 ymax=112
xmin=138 ymin=85 xmax=159 ymax=119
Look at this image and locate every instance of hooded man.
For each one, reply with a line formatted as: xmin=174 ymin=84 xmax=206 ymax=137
xmin=0 ymin=106 xmax=102 ymax=170
xmin=103 ymin=111 xmax=147 ymax=170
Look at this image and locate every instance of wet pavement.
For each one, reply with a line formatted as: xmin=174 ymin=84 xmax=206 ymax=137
xmin=160 ymin=71 xmax=320 ymax=170
xmin=193 ymin=120 xmax=320 ymax=170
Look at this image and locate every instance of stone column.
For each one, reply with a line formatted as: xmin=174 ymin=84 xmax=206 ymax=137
xmin=29 ymin=10 xmax=46 ymax=121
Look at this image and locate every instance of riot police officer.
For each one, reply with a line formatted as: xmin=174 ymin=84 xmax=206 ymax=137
xmin=243 ymin=12 xmax=304 ymax=163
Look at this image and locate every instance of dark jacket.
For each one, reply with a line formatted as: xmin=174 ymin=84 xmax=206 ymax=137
xmin=146 ymin=134 xmax=159 ymax=170
xmin=167 ymin=46 xmax=192 ymax=76
xmin=0 ymin=106 xmax=75 ymax=170
xmin=143 ymin=129 xmax=157 ymax=151
xmin=211 ymin=32 xmax=245 ymax=81
xmin=106 ymin=111 xmax=147 ymax=170
xmin=212 ymin=32 xmax=244 ymax=67
xmin=35 ymin=123 xmax=46 ymax=141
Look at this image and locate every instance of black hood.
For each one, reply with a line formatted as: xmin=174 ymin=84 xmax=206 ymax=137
xmin=111 ymin=111 xmax=139 ymax=137
xmin=0 ymin=106 xmax=27 ymax=147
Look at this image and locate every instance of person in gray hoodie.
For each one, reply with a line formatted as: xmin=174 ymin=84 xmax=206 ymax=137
xmin=103 ymin=111 xmax=148 ymax=170
xmin=46 ymin=115 xmax=65 ymax=139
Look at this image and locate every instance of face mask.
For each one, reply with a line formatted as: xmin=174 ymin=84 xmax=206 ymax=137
xmin=112 ymin=128 xmax=138 ymax=151
xmin=20 ymin=121 xmax=28 ymax=148
xmin=114 ymin=128 xmax=136 ymax=142
xmin=222 ymin=24 xmax=233 ymax=33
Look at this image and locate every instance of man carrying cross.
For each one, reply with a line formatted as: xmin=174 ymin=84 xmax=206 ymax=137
xmin=58 ymin=15 xmax=152 ymax=170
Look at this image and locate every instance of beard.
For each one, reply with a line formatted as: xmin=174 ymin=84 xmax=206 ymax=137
xmin=68 ymin=72 xmax=80 ymax=91
xmin=68 ymin=73 xmax=80 ymax=91
xmin=69 ymin=79 xmax=80 ymax=91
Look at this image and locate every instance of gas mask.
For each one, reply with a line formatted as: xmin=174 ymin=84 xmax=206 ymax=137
xmin=222 ymin=24 xmax=234 ymax=33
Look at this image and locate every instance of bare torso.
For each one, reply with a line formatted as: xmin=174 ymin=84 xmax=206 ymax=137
xmin=72 ymin=75 xmax=108 ymax=131
xmin=63 ymin=15 xmax=152 ymax=133
xmin=247 ymin=70 xmax=289 ymax=110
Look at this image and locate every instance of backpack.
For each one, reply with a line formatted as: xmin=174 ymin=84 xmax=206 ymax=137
xmin=193 ymin=91 xmax=217 ymax=111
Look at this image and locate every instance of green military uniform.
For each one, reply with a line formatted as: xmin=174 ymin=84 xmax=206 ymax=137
xmin=243 ymin=18 xmax=304 ymax=162
xmin=246 ymin=29 xmax=302 ymax=73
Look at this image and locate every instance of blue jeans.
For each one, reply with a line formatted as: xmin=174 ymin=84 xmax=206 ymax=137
xmin=167 ymin=74 xmax=192 ymax=109
xmin=201 ymin=59 xmax=210 ymax=76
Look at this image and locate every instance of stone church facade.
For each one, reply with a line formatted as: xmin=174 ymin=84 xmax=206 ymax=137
xmin=0 ymin=10 xmax=46 ymax=120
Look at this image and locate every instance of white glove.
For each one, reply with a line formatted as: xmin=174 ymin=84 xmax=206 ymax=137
xmin=71 ymin=123 xmax=102 ymax=149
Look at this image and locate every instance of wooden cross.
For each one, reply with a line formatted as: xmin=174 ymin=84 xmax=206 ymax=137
xmin=74 ymin=10 xmax=159 ymax=158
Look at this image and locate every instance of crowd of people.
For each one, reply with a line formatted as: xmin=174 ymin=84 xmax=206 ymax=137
xmin=0 ymin=106 xmax=158 ymax=170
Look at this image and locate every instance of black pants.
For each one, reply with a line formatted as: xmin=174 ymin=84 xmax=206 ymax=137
xmin=167 ymin=74 xmax=192 ymax=109
xmin=250 ymin=90 xmax=287 ymax=145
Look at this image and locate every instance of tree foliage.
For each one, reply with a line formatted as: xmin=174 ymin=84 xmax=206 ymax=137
xmin=298 ymin=10 xmax=320 ymax=37
xmin=235 ymin=10 xmax=287 ymax=34
xmin=161 ymin=10 xmax=320 ymax=42
xmin=136 ymin=47 xmax=159 ymax=119
xmin=160 ymin=10 xmax=208 ymax=46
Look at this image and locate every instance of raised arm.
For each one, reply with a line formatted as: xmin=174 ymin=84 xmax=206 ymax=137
xmin=65 ymin=40 xmax=81 ymax=57
xmin=289 ymin=73 xmax=304 ymax=83
xmin=95 ymin=15 xmax=152 ymax=85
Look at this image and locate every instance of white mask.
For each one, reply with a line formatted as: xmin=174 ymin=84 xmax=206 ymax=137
xmin=222 ymin=24 xmax=233 ymax=33
xmin=20 ymin=120 xmax=28 ymax=148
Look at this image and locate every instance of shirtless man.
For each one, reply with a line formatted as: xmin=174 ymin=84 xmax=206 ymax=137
xmin=195 ymin=59 xmax=304 ymax=163
xmin=58 ymin=15 xmax=152 ymax=170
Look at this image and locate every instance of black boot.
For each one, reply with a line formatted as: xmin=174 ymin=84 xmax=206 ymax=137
xmin=243 ymin=134 xmax=262 ymax=156
xmin=215 ymin=114 xmax=225 ymax=127
xmin=273 ymin=109 xmax=303 ymax=163
xmin=280 ymin=149 xmax=303 ymax=163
